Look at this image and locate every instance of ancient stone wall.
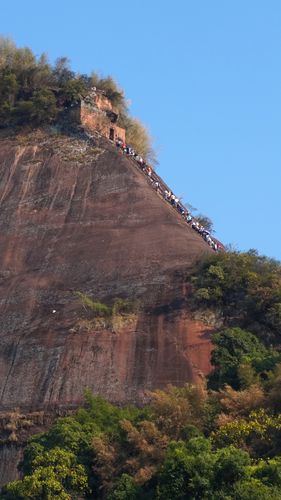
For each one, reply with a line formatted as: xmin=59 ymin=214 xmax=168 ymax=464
xmin=80 ymin=103 xmax=126 ymax=142
xmin=94 ymin=93 xmax=113 ymax=111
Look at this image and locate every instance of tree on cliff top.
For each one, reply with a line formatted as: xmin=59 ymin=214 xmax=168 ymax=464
xmin=90 ymin=72 xmax=128 ymax=115
xmin=0 ymin=37 xmax=156 ymax=162
xmin=119 ymin=114 xmax=157 ymax=164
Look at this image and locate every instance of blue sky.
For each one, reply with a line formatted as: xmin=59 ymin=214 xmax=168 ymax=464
xmin=1 ymin=1 xmax=280 ymax=260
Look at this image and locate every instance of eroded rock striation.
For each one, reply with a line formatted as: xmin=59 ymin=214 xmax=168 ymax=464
xmin=0 ymin=129 xmax=214 ymax=412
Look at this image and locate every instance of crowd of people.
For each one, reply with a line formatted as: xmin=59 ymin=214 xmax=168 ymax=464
xmin=114 ymin=138 xmax=223 ymax=252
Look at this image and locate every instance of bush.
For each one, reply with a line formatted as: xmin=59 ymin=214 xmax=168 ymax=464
xmin=108 ymin=474 xmax=140 ymax=500
xmin=196 ymin=214 xmax=214 ymax=233
xmin=208 ymin=327 xmax=278 ymax=390
xmin=2 ymin=448 xmax=88 ymax=499
xmin=75 ymin=292 xmax=112 ymax=317
xmin=119 ymin=114 xmax=156 ymax=165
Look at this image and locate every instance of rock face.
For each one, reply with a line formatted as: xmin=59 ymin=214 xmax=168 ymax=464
xmin=0 ymin=129 xmax=214 ymax=412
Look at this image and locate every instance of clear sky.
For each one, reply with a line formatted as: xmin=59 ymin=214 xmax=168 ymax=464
xmin=1 ymin=1 xmax=280 ymax=260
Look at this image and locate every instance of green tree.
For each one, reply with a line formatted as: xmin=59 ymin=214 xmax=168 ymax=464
xmin=31 ymin=88 xmax=58 ymax=124
xmin=108 ymin=474 xmax=140 ymax=500
xmin=213 ymin=446 xmax=250 ymax=490
xmin=209 ymin=327 xmax=266 ymax=390
xmin=60 ymin=78 xmax=87 ymax=105
xmin=212 ymin=408 xmax=281 ymax=456
xmin=52 ymin=57 xmax=74 ymax=86
xmin=13 ymin=100 xmax=34 ymax=124
xmin=254 ymin=457 xmax=281 ymax=488
xmin=0 ymin=68 xmax=18 ymax=125
xmin=232 ymin=478 xmax=281 ymax=500
xmin=157 ymin=438 xmax=215 ymax=499
xmin=2 ymin=448 xmax=88 ymax=499
xmin=191 ymin=251 xmax=281 ymax=345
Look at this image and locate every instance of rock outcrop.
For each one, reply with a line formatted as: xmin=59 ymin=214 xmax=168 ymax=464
xmin=0 ymin=129 xmax=214 ymax=412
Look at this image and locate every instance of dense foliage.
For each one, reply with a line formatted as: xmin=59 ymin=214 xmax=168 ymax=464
xmin=208 ymin=327 xmax=281 ymax=390
xmin=0 ymin=37 xmax=155 ymax=161
xmin=191 ymin=250 xmax=281 ymax=345
xmin=3 ymin=382 xmax=281 ymax=499
xmin=190 ymin=250 xmax=281 ymax=393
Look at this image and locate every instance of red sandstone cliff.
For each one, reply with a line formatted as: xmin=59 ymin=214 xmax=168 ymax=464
xmin=0 ymin=129 xmax=214 ymax=412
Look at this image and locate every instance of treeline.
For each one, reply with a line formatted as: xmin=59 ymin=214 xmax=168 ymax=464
xmin=3 ymin=383 xmax=281 ymax=499
xmin=2 ymin=251 xmax=281 ymax=499
xmin=0 ymin=38 xmax=155 ymax=162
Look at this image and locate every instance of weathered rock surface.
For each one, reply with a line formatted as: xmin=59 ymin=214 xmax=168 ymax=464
xmin=0 ymin=129 xmax=214 ymax=413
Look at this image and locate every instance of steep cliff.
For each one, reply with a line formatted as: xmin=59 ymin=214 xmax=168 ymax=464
xmin=0 ymin=129 xmax=214 ymax=412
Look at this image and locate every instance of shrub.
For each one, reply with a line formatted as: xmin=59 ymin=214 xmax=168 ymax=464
xmin=75 ymin=292 xmax=112 ymax=317
xmin=108 ymin=474 xmax=140 ymax=500
xmin=119 ymin=114 xmax=156 ymax=165
xmin=196 ymin=214 xmax=214 ymax=233
xmin=208 ymin=327 xmax=273 ymax=390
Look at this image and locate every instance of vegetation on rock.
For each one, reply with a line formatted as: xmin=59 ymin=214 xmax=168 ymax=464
xmin=75 ymin=292 xmax=138 ymax=318
xmin=0 ymin=37 xmax=155 ymax=162
xmin=191 ymin=250 xmax=281 ymax=345
xmin=73 ymin=293 xmax=139 ymax=333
